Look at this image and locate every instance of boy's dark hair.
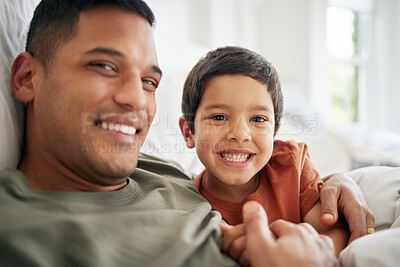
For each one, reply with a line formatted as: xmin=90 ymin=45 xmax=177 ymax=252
xmin=181 ymin=46 xmax=283 ymax=136
xmin=26 ymin=0 xmax=155 ymax=69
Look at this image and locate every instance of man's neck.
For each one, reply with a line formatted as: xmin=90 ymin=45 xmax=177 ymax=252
xmin=18 ymin=153 xmax=127 ymax=192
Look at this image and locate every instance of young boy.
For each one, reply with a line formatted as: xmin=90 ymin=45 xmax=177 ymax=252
xmin=179 ymin=46 xmax=349 ymax=257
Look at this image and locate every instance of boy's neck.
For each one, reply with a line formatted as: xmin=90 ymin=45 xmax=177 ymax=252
xmin=203 ymin=172 xmax=260 ymax=203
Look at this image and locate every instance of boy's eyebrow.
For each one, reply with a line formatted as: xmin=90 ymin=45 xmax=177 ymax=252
xmin=204 ymin=104 xmax=273 ymax=113
xmin=252 ymin=105 xmax=274 ymax=114
xmin=203 ymin=104 xmax=230 ymax=110
xmin=84 ymin=47 xmax=163 ymax=76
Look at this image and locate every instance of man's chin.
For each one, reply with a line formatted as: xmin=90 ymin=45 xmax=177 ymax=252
xmin=90 ymin=151 xmax=139 ymax=179
xmin=81 ymin=138 xmax=141 ymax=178
xmin=93 ymin=158 xmax=138 ymax=182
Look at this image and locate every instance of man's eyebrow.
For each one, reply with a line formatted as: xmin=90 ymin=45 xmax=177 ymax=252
xmin=85 ymin=47 xmax=124 ymax=57
xmin=152 ymin=65 xmax=162 ymax=77
xmin=84 ymin=47 xmax=162 ymax=76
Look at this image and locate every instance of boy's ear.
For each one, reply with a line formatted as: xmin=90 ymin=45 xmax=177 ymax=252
xmin=179 ymin=116 xmax=195 ymax=148
xmin=11 ymin=52 xmax=39 ymax=103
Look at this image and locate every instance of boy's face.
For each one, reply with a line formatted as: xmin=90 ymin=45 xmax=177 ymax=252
xmin=184 ymin=74 xmax=275 ymax=187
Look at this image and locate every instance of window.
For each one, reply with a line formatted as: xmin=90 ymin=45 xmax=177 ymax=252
xmin=326 ymin=0 xmax=373 ymax=126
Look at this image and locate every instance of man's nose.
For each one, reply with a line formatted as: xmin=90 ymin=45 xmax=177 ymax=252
xmin=112 ymin=75 xmax=146 ymax=111
xmin=226 ymin=117 xmax=251 ymax=143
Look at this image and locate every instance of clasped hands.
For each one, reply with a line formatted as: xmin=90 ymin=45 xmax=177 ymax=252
xmin=219 ymin=173 xmax=375 ymax=267
xmin=220 ymin=202 xmax=338 ymax=267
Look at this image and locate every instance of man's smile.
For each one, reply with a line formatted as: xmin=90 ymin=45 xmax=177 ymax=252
xmin=96 ymin=121 xmax=137 ymax=135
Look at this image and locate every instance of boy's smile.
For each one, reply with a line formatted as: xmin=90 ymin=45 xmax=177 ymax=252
xmin=183 ymin=74 xmax=275 ymax=201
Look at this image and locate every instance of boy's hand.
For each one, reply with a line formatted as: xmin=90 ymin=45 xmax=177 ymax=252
xmin=219 ymin=222 xmax=250 ymax=266
xmin=320 ymin=173 xmax=375 ymax=243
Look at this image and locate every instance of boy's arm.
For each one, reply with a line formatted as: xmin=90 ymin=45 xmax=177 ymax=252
xmin=303 ymin=200 xmax=350 ymax=257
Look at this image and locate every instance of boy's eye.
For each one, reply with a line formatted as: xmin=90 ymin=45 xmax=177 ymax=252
xmin=251 ymin=116 xmax=267 ymax=123
xmin=210 ymin=114 xmax=227 ymax=121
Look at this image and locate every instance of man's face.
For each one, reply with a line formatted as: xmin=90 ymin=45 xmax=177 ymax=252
xmin=31 ymin=7 xmax=161 ymax=185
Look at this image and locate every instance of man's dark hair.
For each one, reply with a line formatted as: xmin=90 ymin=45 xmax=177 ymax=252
xmin=26 ymin=0 xmax=155 ymax=69
xmin=181 ymin=46 xmax=283 ymax=136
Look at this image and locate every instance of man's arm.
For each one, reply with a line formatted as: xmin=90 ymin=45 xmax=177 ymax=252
xmin=319 ymin=173 xmax=375 ymax=243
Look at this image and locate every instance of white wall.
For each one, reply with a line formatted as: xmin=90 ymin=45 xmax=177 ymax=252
xmin=145 ymin=0 xmax=400 ymax=134
xmin=256 ymin=0 xmax=311 ymax=98
xmin=368 ymin=0 xmax=400 ymax=133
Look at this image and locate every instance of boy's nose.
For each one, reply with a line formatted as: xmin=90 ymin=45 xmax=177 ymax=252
xmin=112 ymin=75 xmax=147 ymax=111
xmin=226 ymin=118 xmax=251 ymax=143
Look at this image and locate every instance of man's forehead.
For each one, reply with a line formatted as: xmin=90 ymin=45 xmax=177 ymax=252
xmin=73 ymin=8 xmax=158 ymax=57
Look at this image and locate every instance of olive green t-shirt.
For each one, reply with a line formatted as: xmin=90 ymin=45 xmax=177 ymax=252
xmin=0 ymin=153 xmax=237 ymax=267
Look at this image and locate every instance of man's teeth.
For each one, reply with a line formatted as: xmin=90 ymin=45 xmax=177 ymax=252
xmin=99 ymin=122 xmax=136 ymax=135
xmin=221 ymin=153 xmax=249 ymax=162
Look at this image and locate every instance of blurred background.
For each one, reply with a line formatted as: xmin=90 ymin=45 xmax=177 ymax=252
xmin=141 ymin=0 xmax=400 ymax=176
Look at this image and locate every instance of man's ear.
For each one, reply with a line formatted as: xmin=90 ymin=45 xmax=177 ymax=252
xmin=179 ymin=116 xmax=195 ymax=148
xmin=11 ymin=52 xmax=39 ymax=103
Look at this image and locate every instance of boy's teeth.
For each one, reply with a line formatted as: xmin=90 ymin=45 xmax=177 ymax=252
xmin=221 ymin=153 xmax=249 ymax=162
xmin=98 ymin=122 xmax=136 ymax=135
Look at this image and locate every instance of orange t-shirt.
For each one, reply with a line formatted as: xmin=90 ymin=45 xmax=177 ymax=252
xmin=194 ymin=139 xmax=322 ymax=225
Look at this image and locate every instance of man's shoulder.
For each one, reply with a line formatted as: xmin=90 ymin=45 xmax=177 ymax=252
xmin=134 ymin=152 xmax=194 ymax=181
xmin=0 ymin=168 xmax=25 ymax=187
xmin=0 ymin=167 xmax=22 ymax=176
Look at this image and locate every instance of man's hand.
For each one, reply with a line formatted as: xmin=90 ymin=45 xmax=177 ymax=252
xmin=243 ymin=201 xmax=338 ymax=267
xmin=320 ymin=173 xmax=375 ymax=243
xmin=219 ymin=222 xmax=249 ymax=266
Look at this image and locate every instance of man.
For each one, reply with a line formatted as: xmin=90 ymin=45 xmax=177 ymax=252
xmin=0 ymin=0 xmax=373 ymax=266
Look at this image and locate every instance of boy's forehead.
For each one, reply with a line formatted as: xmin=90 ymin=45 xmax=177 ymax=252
xmin=199 ymin=74 xmax=273 ymax=110
xmin=203 ymin=74 xmax=270 ymax=96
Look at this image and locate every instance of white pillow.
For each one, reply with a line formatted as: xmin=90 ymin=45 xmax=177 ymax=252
xmin=0 ymin=0 xmax=39 ymax=170
xmin=346 ymin=166 xmax=400 ymax=230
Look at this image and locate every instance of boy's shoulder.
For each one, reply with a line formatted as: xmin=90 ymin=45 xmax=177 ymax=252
xmin=272 ymin=139 xmax=309 ymax=160
xmin=273 ymin=139 xmax=307 ymax=151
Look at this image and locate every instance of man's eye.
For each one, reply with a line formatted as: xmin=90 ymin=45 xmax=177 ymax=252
xmin=210 ymin=114 xmax=227 ymax=121
xmin=251 ymin=116 xmax=267 ymax=123
xmin=142 ymin=79 xmax=158 ymax=92
xmin=89 ymin=62 xmax=115 ymax=71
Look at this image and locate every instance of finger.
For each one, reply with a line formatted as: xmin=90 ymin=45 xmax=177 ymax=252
xmin=221 ymin=224 xmax=246 ymax=253
xmin=319 ymin=234 xmax=335 ymax=250
xmin=345 ymin=208 xmax=367 ymax=243
xmin=347 ymin=208 xmax=375 ymax=243
xmin=319 ymin=179 xmax=340 ymax=226
xmin=366 ymin=211 xmax=376 ymax=230
xmin=298 ymin=222 xmax=320 ymax=237
xmin=219 ymin=222 xmax=233 ymax=234
xmin=269 ymin=219 xmax=297 ymax=238
xmin=228 ymin=235 xmax=246 ymax=262
xmin=243 ymin=201 xmax=275 ymax=267
xmin=242 ymin=201 xmax=273 ymax=241
xmin=238 ymin=249 xmax=250 ymax=267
